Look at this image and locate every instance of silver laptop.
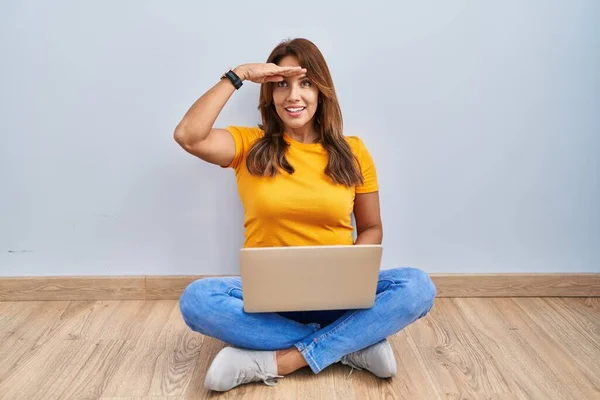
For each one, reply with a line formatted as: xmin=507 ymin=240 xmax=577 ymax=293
xmin=240 ymin=244 xmax=382 ymax=313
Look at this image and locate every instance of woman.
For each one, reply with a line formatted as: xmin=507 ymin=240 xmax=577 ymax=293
xmin=175 ymin=38 xmax=436 ymax=392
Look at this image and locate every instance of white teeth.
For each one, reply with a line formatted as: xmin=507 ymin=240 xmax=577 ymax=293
xmin=286 ymin=107 xmax=305 ymax=112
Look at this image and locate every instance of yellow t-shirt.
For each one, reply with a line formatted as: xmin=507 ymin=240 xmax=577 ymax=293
xmin=225 ymin=126 xmax=379 ymax=248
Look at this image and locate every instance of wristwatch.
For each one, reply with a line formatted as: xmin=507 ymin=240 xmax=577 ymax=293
xmin=221 ymin=69 xmax=243 ymax=90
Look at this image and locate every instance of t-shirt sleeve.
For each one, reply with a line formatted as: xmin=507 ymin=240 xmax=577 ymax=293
xmin=223 ymin=126 xmax=263 ymax=171
xmin=351 ymin=137 xmax=379 ymax=194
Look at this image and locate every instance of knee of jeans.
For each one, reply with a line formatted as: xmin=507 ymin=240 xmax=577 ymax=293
xmin=179 ymin=277 xmax=222 ymax=333
xmin=390 ymin=267 xmax=437 ymax=316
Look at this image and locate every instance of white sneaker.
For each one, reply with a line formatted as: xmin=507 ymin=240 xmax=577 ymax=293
xmin=340 ymin=339 xmax=397 ymax=378
xmin=204 ymin=347 xmax=283 ymax=392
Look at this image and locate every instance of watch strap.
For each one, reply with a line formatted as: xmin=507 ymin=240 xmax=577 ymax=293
xmin=221 ymin=69 xmax=243 ymax=90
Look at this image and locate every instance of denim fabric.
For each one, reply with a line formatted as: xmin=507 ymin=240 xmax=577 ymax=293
xmin=179 ymin=267 xmax=436 ymax=373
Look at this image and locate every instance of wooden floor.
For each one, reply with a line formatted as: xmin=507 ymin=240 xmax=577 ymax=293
xmin=0 ymin=298 xmax=598 ymax=400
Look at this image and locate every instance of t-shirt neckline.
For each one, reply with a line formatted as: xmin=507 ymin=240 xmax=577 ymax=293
xmin=283 ymin=132 xmax=322 ymax=149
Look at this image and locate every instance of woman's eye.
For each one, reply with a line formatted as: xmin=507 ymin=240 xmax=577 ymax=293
xmin=301 ymin=80 xmax=312 ymax=87
xmin=276 ymin=81 xmax=287 ymax=88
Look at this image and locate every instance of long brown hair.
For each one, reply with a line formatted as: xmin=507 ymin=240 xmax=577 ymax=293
xmin=246 ymin=38 xmax=364 ymax=187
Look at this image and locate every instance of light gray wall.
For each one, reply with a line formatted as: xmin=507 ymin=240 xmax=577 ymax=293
xmin=1 ymin=1 xmax=599 ymax=276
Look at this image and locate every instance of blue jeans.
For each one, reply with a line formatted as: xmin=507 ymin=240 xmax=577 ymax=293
xmin=179 ymin=267 xmax=436 ymax=374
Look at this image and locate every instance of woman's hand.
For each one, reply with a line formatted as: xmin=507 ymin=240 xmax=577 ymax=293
xmin=234 ymin=63 xmax=306 ymax=84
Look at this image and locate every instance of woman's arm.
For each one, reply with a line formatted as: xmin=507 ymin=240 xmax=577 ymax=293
xmin=173 ymin=67 xmax=244 ymax=166
xmin=173 ymin=64 xmax=306 ymax=166
xmin=353 ymin=192 xmax=383 ymax=245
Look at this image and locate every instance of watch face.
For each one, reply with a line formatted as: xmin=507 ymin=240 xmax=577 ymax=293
xmin=221 ymin=70 xmax=242 ymax=89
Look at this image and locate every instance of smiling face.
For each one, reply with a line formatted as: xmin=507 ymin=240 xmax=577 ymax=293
xmin=272 ymin=55 xmax=320 ymax=133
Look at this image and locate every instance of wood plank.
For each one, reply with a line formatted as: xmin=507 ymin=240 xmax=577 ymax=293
xmin=0 ymin=338 xmax=37 ymax=382
xmin=1 ymin=298 xmax=599 ymax=399
xmin=388 ymin=328 xmax=442 ymax=400
xmin=26 ymin=300 xmax=156 ymax=342
xmin=454 ymin=298 xmax=595 ymax=399
xmin=432 ymin=273 xmax=600 ymax=297
xmin=52 ymin=339 xmax=131 ymax=400
xmin=99 ymin=397 xmax=184 ymax=400
xmin=405 ymin=299 xmax=467 ymax=396
xmin=1 ymin=301 xmax=70 ymax=341
xmin=407 ymin=298 xmax=515 ymax=399
xmin=43 ymin=300 xmax=122 ymax=341
xmin=513 ymin=298 xmax=600 ymax=392
xmin=145 ymin=302 xmax=201 ymax=397
xmin=432 ymin=299 xmax=515 ymax=396
xmin=0 ymin=301 xmax=46 ymax=339
xmin=97 ymin=339 xmax=163 ymax=397
xmin=145 ymin=276 xmax=199 ymax=300
xmin=580 ymin=297 xmax=600 ymax=313
xmin=0 ymin=302 xmax=128 ymax=398
xmin=87 ymin=301 xmax=158 ymax=341
xmin=490 ymin=298 xmax=598 ymax=397
xmin=543 ymin=298 xmax=600 ymax=343
xmin=183 ymin=336 xmax=227 ymax=399
xmin=0 ymin=276 xmax=145 ymax=301
xmin=99 ymin=397 xmax=185 ymax=400
xmin=453 ymin=297 xmax=557 ymax=399
xmin=0 ymin=302 xmax=90 ymax=386
xmin=0 ymin=337 xmax=98 ymax=400
xmin=1 ymin=273 xmax=599 ymax=301
xmin=99 ymin=302 xmax=201 ymax=397
xmin=321 ymin=364 xmax=357 ymax=400
xmin=55 ymin=302 xmax=197 ymax=399
xmin=276 ymin=365 xmax=341 ymax=400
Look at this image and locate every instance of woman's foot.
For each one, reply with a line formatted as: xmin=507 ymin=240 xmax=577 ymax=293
xmin=276 ymin=347 xmax=309 ymax=375
xmin=340 ymin=339 xmax=397 ymax=378
xmin=204 ymin=347 xmax=282 ymax=392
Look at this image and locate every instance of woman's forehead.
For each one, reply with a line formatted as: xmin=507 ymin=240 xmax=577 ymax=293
xmin=278 ymin=54 xmax=301 ymax=67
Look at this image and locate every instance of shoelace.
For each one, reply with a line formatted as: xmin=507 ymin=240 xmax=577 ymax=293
xmin=342 ymin=356 xmax=363 ymax=379
xmin=261 ymin=373 xmax=284 ymax=387
xmin=346 ymin=366 xmax=356 ymax=379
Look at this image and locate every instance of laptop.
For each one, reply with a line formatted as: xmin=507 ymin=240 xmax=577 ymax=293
xmin=240 ymin=244 xmax=382 ymax=313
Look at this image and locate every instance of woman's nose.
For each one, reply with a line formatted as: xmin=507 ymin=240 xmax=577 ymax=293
xmin=286 ymin=85 xmax=301 ymax=102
